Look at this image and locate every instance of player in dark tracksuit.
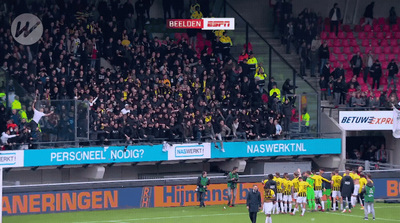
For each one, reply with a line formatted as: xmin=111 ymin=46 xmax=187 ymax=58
xmin=341 ymin=169 xmax=354 ymax=213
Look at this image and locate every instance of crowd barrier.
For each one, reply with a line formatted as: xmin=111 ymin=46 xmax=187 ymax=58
xmin=3 ymin=177 xmax=399 ymax=216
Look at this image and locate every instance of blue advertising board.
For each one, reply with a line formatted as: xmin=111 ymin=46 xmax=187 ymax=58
xmin=24 ymin=145 xmax=167 ymax=167
xmin=373 ymin=178 xmax=400 ymax=199
xmin=211 ymin=138 xmax=341 ymax=158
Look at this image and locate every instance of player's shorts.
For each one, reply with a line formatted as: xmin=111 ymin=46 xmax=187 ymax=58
xmin=353 ymin=185 xmax=360 ymax=196
xmin=315 ymin=190 xmax=323 ymax=199
xmin=276 ymin=193 xmax=283 ymax=201
xmin=297 ymin=196 xmax=306 ymax=204
xmin=283 ymin=195 xmax=292 ymax=202
xmin=263 ymin=202 xmax=274 ymax=214
xmin=293 ymin=192 xmax=298 ymax=200
xmin=332 ymin=190 xmax=341 ymax=198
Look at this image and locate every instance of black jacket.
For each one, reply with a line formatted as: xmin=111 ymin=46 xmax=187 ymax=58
xmin=264 ymin=180 xmax=277 ymax=194
xmin=340 ymin=175 xmax=354 ymax=197
xmin=246 ymin=189 xmax=262 ymax=212
xmin=329 ymin=7 xmax=341 ymax=21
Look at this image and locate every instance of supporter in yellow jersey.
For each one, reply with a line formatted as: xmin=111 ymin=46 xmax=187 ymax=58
xmin=331 ymin=170 xmax=343 ymax=211
xmin=274 ymin=173 xmax=284 ymax=214
xmin=291 ymin=176 xmax=311 ymax=216
xmin=247 ymin=53 xmax=258 ymax=76
xmin=282 ymin=173 xmax=293 ymax=214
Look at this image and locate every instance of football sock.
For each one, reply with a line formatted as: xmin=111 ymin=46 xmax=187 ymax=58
xmin=301 ymin=206 xmax=306 ymax=215
xmin=333 ymin=201 xmax=336 ymax=210
xmin=265 ymin=217 xmax=269 ymax=223
xmin=289 ymin=203 xmax=292 ymax=212
xmin=280 ymin=202 xmax=284 ymax=213
xmin=321 ymin=201 xmax=325 ymax=210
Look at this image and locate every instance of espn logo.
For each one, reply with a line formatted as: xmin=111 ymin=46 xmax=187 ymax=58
xmin=207 ymin=21 xmax=230 ymax=28
xmin=166 ymin=18 xmax=235 ymax=30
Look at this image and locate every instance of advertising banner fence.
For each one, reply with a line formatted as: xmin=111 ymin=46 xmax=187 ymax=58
xmin=339 ymin=111 xmax=393 ymax=130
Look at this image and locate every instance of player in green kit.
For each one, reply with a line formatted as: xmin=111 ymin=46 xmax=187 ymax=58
xmin=305 ymin=171 xmax=316 ymax=211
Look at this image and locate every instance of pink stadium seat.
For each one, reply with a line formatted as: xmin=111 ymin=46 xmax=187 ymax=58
xmin=338 ymin=54 xmax=347 ymax=62
xmin=371 ymin=40 xmax=379 ymax=47
xmin=347 ymin=32 xmax=355 ymax=39
xmin=366 ymin=32 xmax=374 ymax=39
xmin=329 ymin=53 xmax=336 ymax=61
xmin=388 ymin=54 xmax=396 ymax=61
xmin=378 ymin=54 xmax=386 ymax=61
xmin=358 ymin=32 xmax=366 ymax=39
xmin=372 ymin=18 xmax=379 ymax=25
xmin=321 ymin=32 xmax=329 ymax=40
xmin=393 ymin=47 xmax=400 ymax=54
xmin=374 ymin=47 xmax=382 ymax=54
xmin=343 ymin=47 xmax=352 ymax=55
xmin=361 ymin=39 xmax=370 ymax=47
xmin=393 ymin=25 xmax=400 ymax=32
xmin=333 ymin=39 xmax=341 ymax=47
xmin=390 ymin=39 xmax=398 ymax=47
xmin=353 ymin=46 xmax=360 ymax=53
xmin=350 ymin=39 xmax=358 ymax=47
xmin=338 ymin=32 xmax=346 ymax=39
xmin=376 ymin=32 xmax=384 ymax=39
xmin=333 ymin=47 xmax=342 ymax=54
xmin=383 ymin=47 xmax=391 ymax=54
xmin=381 ymin=39 xmax=389 ymax=47
xmin=364 ymin=47 xmax=372 ymax=53
xmin=342 ymin=25 xmax=352 ymax=32
xmin=342 ymin=39 xmax=350 ymax=47
xmin=364 ymin=24 xmax=372 ymax=32
xmin=378 ymin=17 xmax=387 ymax=25
xmin=354 ymin=25 xmax=362 ymax=32
xmin=383 ymin=25 xmax=390 ymax=32
xmin=329 ymin=32 xmax=336 ymax=39
xmin=373 ymin=24 xmax=381 ymax=32
xmin=395 ymin=32 xmax=400 ymax=39
xmin=343 ymin=61 xmax=350 ymax=70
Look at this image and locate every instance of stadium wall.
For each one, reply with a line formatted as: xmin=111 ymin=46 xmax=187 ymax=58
xmin=2 ymin=178 xmax=399 ymax=216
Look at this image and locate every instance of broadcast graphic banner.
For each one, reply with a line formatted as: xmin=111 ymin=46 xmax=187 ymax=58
xmin=24 ymin=145 xmax=166 ymax=167
xmin=167 ymin=143 xmax=211 ymax=160
xmin=211 ymin=138 xmax=341 ymax=158
xmin=167 ymin=18 xmax=235 ymax=30
xmin=339 ymin=111 xmax=393 ymax=130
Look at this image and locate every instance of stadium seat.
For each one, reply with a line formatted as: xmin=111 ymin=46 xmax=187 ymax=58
xmin=337 ymin=54 xmax=347 ymax=62
xmin=329 ymin=32 xmax=336 ymax=39
xmin=381 ymin=39 xmax=389 ymax=47
xmin=327 ymin=39 xmax=334 ymax=47
xmin=395 ymin=32 xmax=400 ymax=39
xmin=361 ymin=39 xmax=370 ymax=47
xmin=329 ymin=53 xmax=336 ymax=61
xmin=353 ymin=46 xmax=360 ymax=53
xmin=374 ymin=47 xmax=382 ymax=54
xmin=383 ymin=25 xmax=390 ymax=32
xmin=388 ymin=54 xmax=396 ymax=61
xmin=378 ymin=17 xmax=387 ymax=25
xmin=366 ymin=32 xmax=374 ymax=39
xmin=383 ymin=47 xmax=391 ymax=54
xmin=372 ymin=18 xmax=379 ymax=25
xmin=321 ymin=31 xmax=329 ymax=40
xmin=333 ymin=47 xmax=341 ymax=54
xmin=333 ymin=39 xmax=341 ymax=47
xmin=376 ymin=32 xmax=384 ymax=39
xmin=378 ymin=54 xmax=385 ymax=61
xmin=364 ymin=46 xmax=372 ymax=53
xmin=392 ymin=25 xmax=400 ymax=32
xmin=338 ymin=32 xmax=346 ymax=39
xmin=360 ymin=18 xmax=366 ymax=25
xmin=393 ymin=47 xmax=400 ymax=54
xmin=390 ymin=39 xmax=398 ymax=47
xmin=364 ymin=24 xmax=372 ymax=32
xmin=358 ymin=32 xmax=366 ymax=39
xmin=347 ymin=32 xmax=355 ymax=39
xmin=371 ymin=40 xmax=379 ymax=47
xmin=350 ymin=39 xmax=358 ymax=47
xmin=343 ymin=61 xmax=350 ymax=70
xmin=373 ymin=24 xmax=381 ymax=32
xmin=342 ymin=39 xmax=350 ymax=47
xmin=343 ymin=47 xmax=352 ymax=55
xmin=342 ymin=25 xmax=352 ymax=32
xmin=354 ymin=25 xmax=362 ymax=32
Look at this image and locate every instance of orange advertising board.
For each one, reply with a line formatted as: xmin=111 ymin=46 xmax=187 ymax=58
xmin=154 ymin=182 xmax=264 ymax=207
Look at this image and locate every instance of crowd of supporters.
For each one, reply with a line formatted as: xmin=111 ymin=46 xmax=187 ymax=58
xmin=0 ymin=0 xmax=309 ymax=150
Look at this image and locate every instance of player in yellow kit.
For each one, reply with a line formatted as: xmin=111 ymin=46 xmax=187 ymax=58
xmin=291 ymin=176 xmax=311 ymax=216
xmin=359 ymin=173 xmax=368 ymax=209
xmin=282 ymin=173 xmax=293 ymax=214
xmin=274 ymin=173 xmax=284 ymax=214
xmin=310 ymin=170 xmax=331 ymax=211
xmin=349 ymin=168 xmax=361 ymax=208
xmin=331 ymin=169 xmax=343 ymax=211
xmin=263 ymin=184 xmax=276 ymax=223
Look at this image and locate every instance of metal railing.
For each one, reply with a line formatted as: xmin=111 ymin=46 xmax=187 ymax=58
xmin=346 ymin=159 xmax=400 ymax=171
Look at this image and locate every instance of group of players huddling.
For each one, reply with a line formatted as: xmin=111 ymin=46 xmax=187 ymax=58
xmin=261 ymin=167 xmax=376 ymax=222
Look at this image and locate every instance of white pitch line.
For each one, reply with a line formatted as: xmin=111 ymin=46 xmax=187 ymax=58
xmin=326 ymin=211 xmax=400 ymax=222
xmin=374 ymin=205 xmax=400 ymax=209
xmin=73 ymin=212 xmax=247 ymax=223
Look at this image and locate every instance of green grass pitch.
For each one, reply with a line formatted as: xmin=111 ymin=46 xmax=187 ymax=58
xmin=3 ymin=203 xmax=400 ymax=223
